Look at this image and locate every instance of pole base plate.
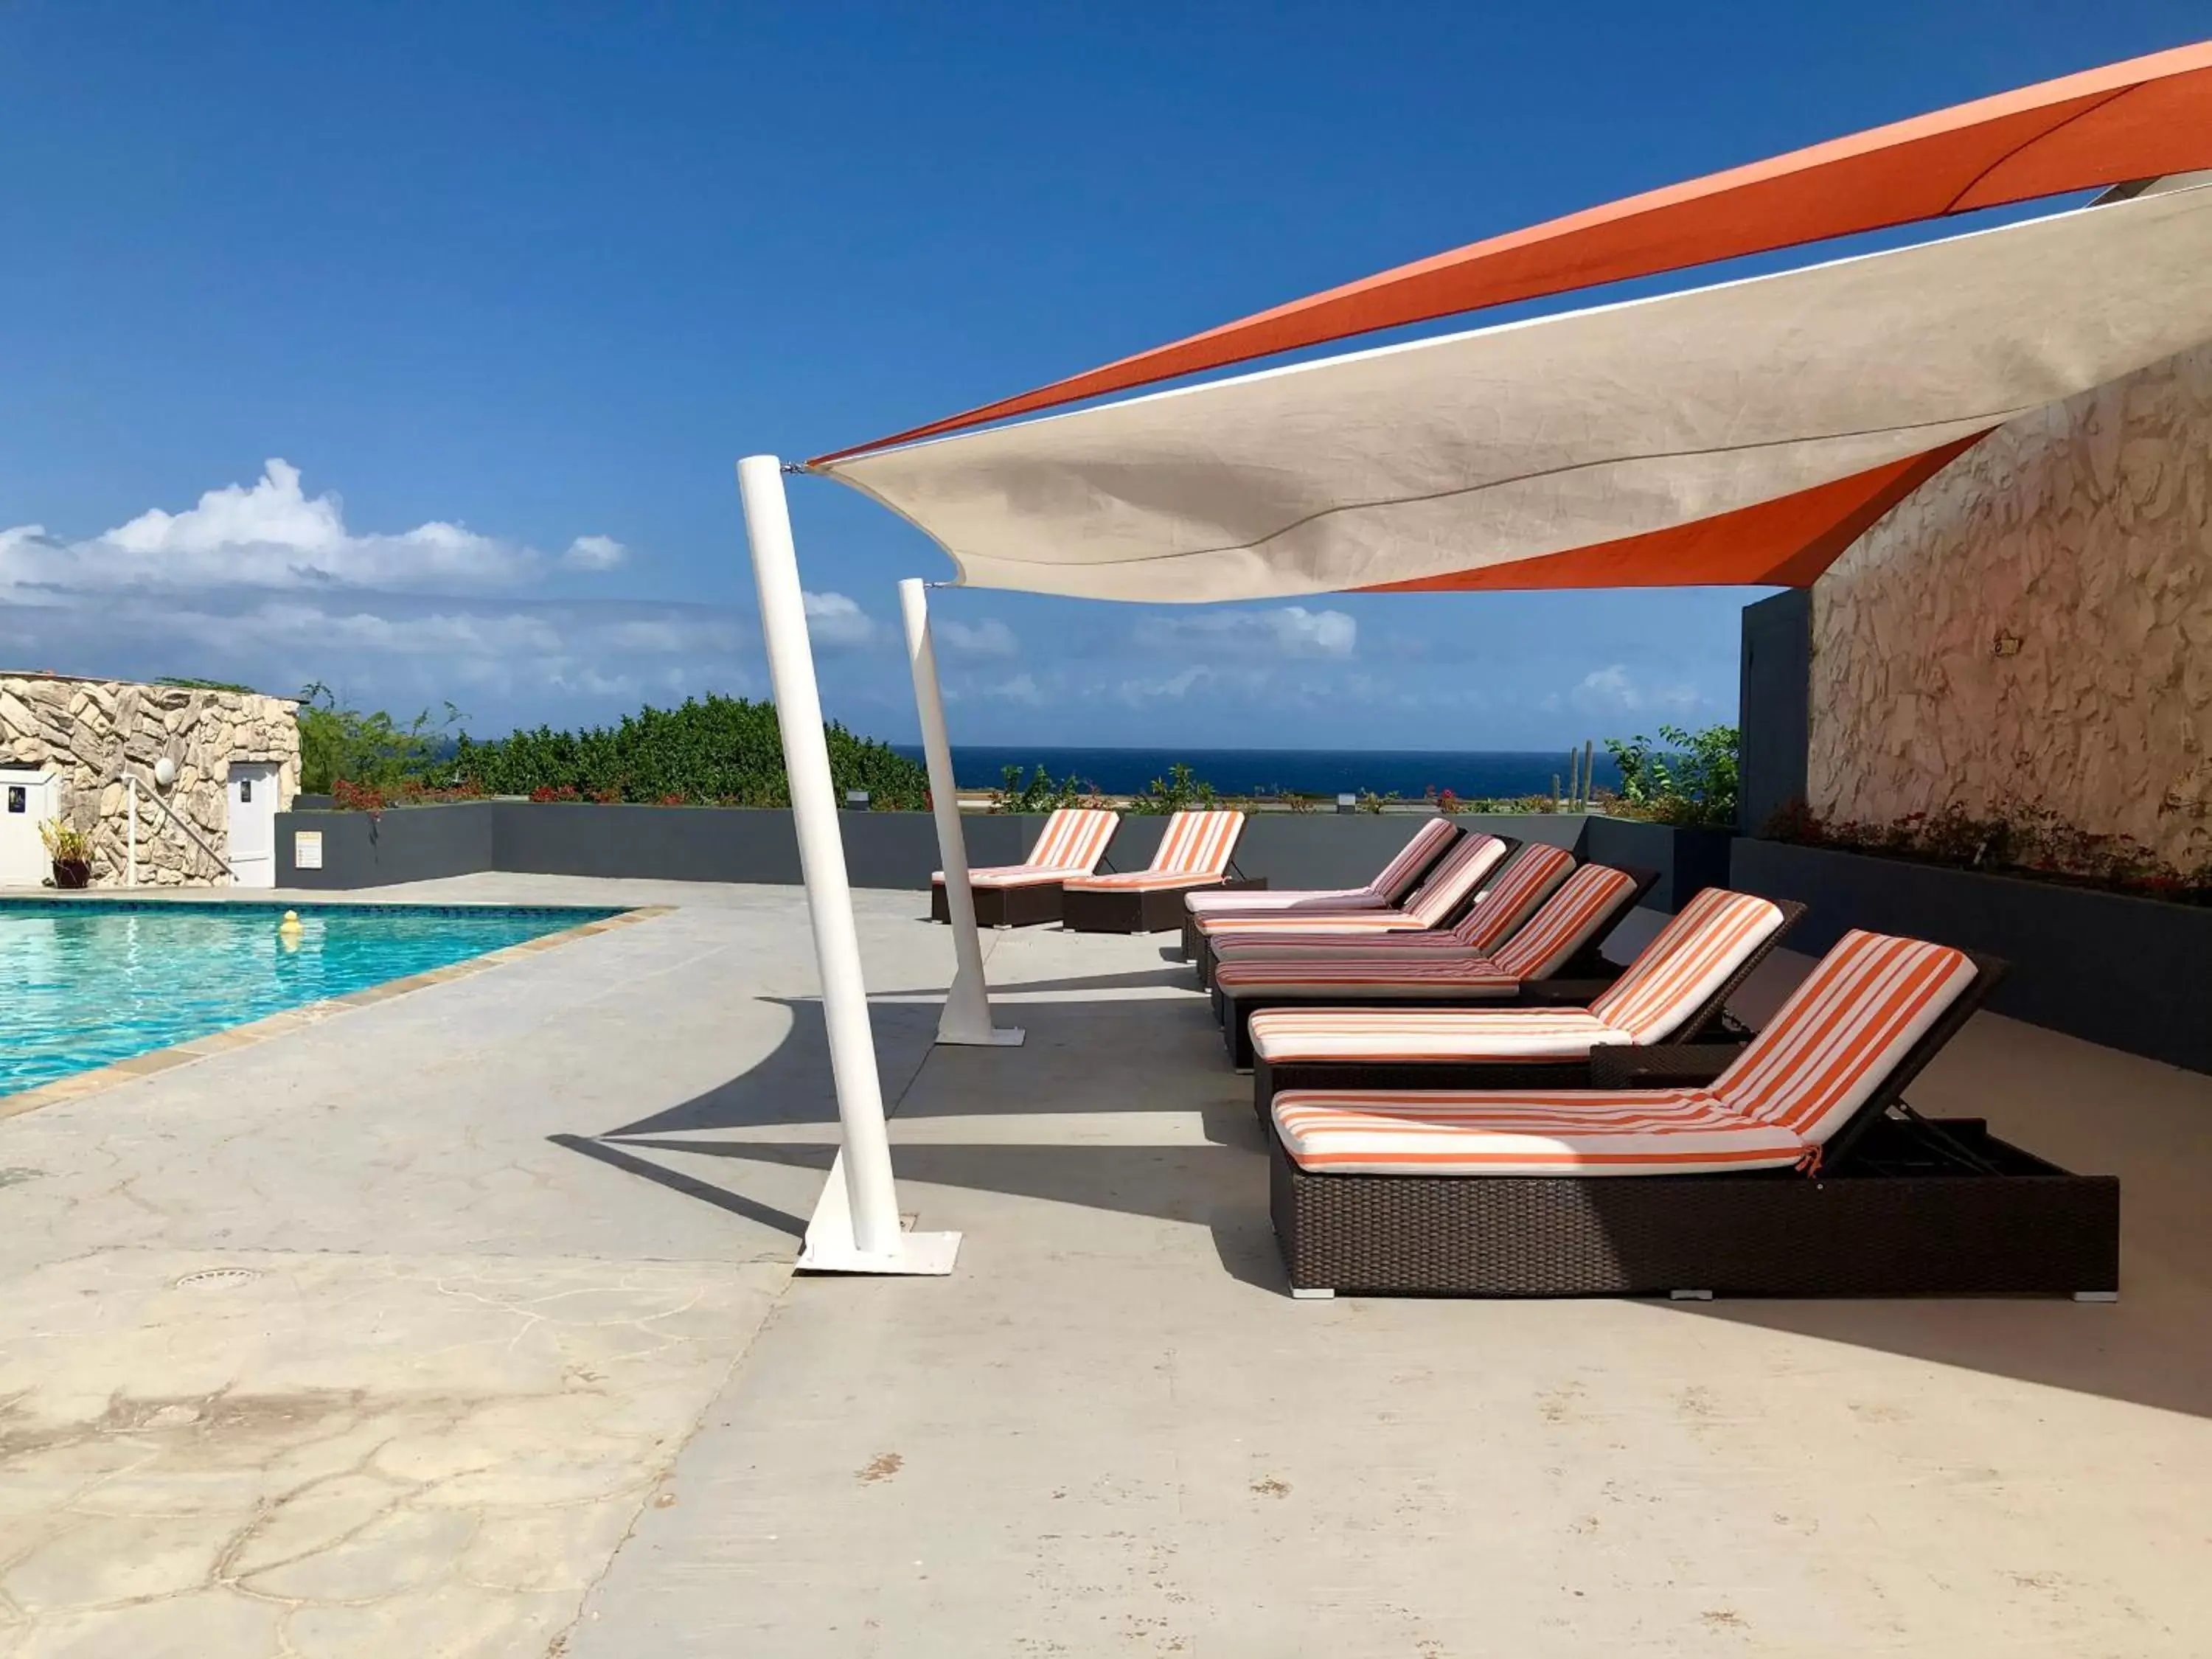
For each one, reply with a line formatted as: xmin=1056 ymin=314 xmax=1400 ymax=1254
xmin=798 ymin=1229 xmax=961 ymax=1276
xmin=936 ymin=1024 xmax=1026 ymax=1048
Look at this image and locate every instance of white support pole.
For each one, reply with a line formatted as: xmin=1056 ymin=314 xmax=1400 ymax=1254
xmin=127 ymin=776 xmax=139 ymax=888
xmin=737 ymin=456 xmax=958 ymax=1276
xmin=900 ymin=577 xmax=1024 ymax=1048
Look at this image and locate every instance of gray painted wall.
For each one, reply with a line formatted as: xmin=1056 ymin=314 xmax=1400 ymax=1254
xmin=279 ymin=801 xmax=496 ymax=887
xmin=277 ymin=804 xmax=1645 ymax=897
xmin=1732 ymin=838 xmax=2212 ymax=1076
xmin=1739 ymin=590 xmax=1812 ymax=834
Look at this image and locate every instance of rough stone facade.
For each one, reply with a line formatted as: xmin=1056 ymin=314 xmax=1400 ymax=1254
xmin=0 ymin=675 xmax=300 ymax=886
xmin=1809 ymin=344 xmax=2212 ymax=874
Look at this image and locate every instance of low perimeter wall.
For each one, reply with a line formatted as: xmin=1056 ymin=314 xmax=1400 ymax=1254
xmin=277 ymin=804 xmax=1641 ymax=900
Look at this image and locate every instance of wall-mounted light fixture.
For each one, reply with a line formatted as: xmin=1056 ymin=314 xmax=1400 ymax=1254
xmin=152 ymin=757 xmax=178 ymax=789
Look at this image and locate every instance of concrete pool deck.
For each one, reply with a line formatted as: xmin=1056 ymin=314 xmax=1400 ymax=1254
xmin=1 ymin=875 xmax=2208 ymax=1655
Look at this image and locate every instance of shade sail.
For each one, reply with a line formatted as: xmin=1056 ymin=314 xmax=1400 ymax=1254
xmin=815 ymin=185 xmax=2212 ymax=602
xmin=811 ymin=41 xmax=2212 ymax=465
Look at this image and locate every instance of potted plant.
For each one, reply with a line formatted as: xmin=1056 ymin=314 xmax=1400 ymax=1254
xmin=40 ymin=819 xmax=92 ymax=889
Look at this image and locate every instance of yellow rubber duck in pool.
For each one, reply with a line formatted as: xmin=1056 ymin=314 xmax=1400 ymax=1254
xmin=278 ymin=910 xmax=304 ymax=953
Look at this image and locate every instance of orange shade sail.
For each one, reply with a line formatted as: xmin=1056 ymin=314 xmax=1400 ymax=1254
xmin=1356 ymin=435 xmax=1992 ymax=594
xmin=810 ymin=41 xmax=2212 ymax=467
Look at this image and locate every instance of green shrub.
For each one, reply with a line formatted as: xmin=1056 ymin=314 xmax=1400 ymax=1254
xmin=993 ymin=765 xmax=1102 ymax=814
xmin=433 ymin=694 xmax=928 ymax=809
xmin=1603 ymin=723 xmax=1739 ymax=828
xmin=1126 ymin=762 xmax=1220 ymax=816
xmin=297 ymin=683 xmax=460 ymax=793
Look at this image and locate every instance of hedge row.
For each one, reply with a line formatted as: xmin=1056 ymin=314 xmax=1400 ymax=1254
xmin=433 ymin=695 xmax=929 ymax=808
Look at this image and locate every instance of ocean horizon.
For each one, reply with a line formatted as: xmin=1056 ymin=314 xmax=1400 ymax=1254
xmin=893 ymin=745 xmax=1623 ymax=800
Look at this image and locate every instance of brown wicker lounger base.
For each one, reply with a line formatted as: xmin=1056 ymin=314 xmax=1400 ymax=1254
xmin=1269 ymin=1115 xmax=2120 ymax=1298
xmin=929 ymin=881 xmax=1064 ymax=928
xmin=1064 ymin=877 xmax=1265 ymax=935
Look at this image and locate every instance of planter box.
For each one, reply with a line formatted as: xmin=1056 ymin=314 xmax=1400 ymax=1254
xmin=1578 ymin=816 xmax=1735 ymax=914
xmin=1731 ymin=838 xmax=2212 ymax=1076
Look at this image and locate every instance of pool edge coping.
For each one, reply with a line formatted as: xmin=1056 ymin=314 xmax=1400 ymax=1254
xmin=0 ymin=905 xmax=675 ymax=1121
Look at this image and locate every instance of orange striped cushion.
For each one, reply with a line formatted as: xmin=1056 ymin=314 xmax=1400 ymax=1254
xmin=1447 ymin=844 xmax=1576 ymax=951
xmin=1713 ymin=931 xmax=1977 ymax=1144
xmin=1585 ymin=888 xmax=1785 ymax=1042
xmin=1367 ymin=816 xmax=1465 ymax=905
xmin=1216 ymin=956 xmax=1523 ymax=1000
xmin=934 ymin=807 xmax=1120 ymax=888
xmin=1196 ymin=834 xmax=1504 ymax=939
xmin=1152 ymin=809 xmax=1245 ymax=877
xmin=1066 ymin=809 xmax=1244 ymax=891
xmin=1217 ymin=865 xmax=1632 ymax=1004
xmin=1183 ymin=818 xmax=1458 ymax=918
xmin=1208 ymin=843 xmax=1576 ymax=962
xmin=1248 ymin=1006 xmax=1630 ymax=1064
xmin=944 ymin=866 xmax=1089 ymax=888
xmin=1399 ymin=833 xmax=1509 ymax=927
xmin=1486 ymin=864 xmax=1638 ymax=980
xmin=1184 ymin=887 xmax=1388 ymax=915
xmin=1271 ymin=1088 xmax=1804 ymax=1176
xmin=1070 ymin=870 xmax=1229 ymax=891
xmin=1026 ymin=807 xmax=1119 ymax=872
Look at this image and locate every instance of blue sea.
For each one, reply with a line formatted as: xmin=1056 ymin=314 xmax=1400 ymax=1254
xmin=894 ymin=747 xmax=1622 ymax=800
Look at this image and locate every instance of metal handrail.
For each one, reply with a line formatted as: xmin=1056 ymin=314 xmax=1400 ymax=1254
xmin=126 ymin=772 xmax=232 ymax=881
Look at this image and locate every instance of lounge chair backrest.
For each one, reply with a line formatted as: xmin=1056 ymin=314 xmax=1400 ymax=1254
xmin=1447 ymin=844 xmax=1575 ymax=951
xmin=1714 ymin=931 xmax=1980 ymax=1147
xmin=1147 ymin=810 xmax=1245 ymax=877
xmin=1486 ymin=863 xmax=1639 ymax=980
xmin=1368 ymin=817 xmax=1462 ymax=904
xmin=1399 ymin=833 xmax=1509 ymax=928
xmin=1026 ymin=807 xmax=1119 ymax=873
xmin=1587 ymin=888 xmax=1788 ymax=1042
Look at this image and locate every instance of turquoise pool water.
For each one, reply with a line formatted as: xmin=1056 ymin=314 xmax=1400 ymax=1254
xmin=0 ymin=900 xmax=620 ymax=1098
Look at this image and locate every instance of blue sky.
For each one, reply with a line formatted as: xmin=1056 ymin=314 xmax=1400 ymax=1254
xmin=1 ymin=1 xmax=2202 ymax=749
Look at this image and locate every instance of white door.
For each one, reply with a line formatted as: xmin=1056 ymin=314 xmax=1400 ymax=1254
xmin=226 ymin=762 xmax=280 ymax=888
xmin=0 ymin=768 xmax=60 ymax=886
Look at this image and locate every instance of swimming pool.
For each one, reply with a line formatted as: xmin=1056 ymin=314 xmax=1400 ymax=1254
xmin=0 ymin=900 xmax=621 ymax=1098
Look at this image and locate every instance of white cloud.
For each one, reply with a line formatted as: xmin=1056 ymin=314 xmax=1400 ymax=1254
xmin=1567 ymin=663 xmax=1702 ymax=719
xmin=801 ymin=590 xmax=880 ymax=650
xmin=0 ymin=459 xmax=554 ymax=592
xmin=1133 ymin=605 xmax=1356 ymax=660
xmin=0 ymin=462 xmax=770 ymax=726
xmin=935 ymin=616 xmax=1018 ymax=658
xmin=561 ymin=534 xmax=628 ymax=571
xmin=1114 ymin=665 xmax=1216 ymax=706
xmin=0 ymin=586 xmax=759 ymax=709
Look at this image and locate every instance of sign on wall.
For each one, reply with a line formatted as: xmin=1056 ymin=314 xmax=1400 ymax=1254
xmin=293 ymin=830 xmax=324 ymax=871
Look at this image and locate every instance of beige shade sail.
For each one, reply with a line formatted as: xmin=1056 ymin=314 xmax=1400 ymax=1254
xmin=813 ymin=185 xmax=2212 ymax=602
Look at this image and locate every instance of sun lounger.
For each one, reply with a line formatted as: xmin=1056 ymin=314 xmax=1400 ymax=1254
xmin=1265 ymin=931 xmax=2119 ymax=1298
xmin=1201 ymin=841 xmax=1576 ymax=989
xmin=1190 ymin=830 xmax=1517 ymax=986
xmin=1218 ymin=863 xmax=1660 ymax=1067
xmin=930 ymin=807 xmax=1120 ymax=928
xmin=1241 ymin=885 xmax=1795 ymax=1088
xmin=1176 ymin=816 xmax=1462 ymax=959
xmin=1061 ymin=810 xmax=1248 ymax=933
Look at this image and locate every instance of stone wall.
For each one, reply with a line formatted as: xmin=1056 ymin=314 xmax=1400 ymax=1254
xmin=0 ymin=677 xmax=300 ymax=886
xmin=1809 ymin=344 xmax=2212 ymax=874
